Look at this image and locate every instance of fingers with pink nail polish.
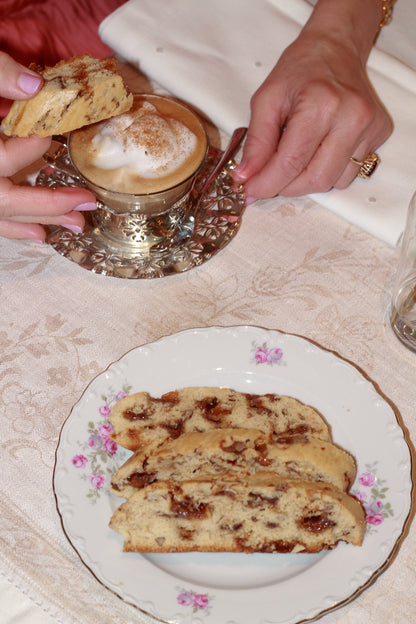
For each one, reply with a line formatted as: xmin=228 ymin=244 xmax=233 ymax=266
xmin=74 ymin=202 xmax=97 ymax=212
xmin=0 ymin=51 xmax=43 ymax=101
xmin=17 ymin=72 xmax=43 ymax=96
xmin=0 ymin=52 xmax=99 ymax=243
xmin=232 ymin=161 xmax=249 ymax=182
xmin=63 ymin=224 xmax=83 ymax=234
xmin=0 ymin=174 xmax=96 ymax=240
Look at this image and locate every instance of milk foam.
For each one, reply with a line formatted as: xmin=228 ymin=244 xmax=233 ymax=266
xmin=91 ymin=102 xmax=197 ymax=178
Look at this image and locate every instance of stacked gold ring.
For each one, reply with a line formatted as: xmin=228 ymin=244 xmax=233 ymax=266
xmin=350 ymin=152 xmax=380 ymax=179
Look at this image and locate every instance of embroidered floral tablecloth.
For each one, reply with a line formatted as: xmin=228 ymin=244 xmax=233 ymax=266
xmin=0 ymin=65 xmax=415 ymax=624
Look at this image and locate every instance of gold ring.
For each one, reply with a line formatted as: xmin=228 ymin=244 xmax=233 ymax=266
xmin=350 ymin=152 xmax=380 ymax=179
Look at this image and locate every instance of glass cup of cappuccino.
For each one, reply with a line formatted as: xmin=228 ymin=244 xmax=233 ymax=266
xmin=66 ymin=93 xmax=208 ymax=253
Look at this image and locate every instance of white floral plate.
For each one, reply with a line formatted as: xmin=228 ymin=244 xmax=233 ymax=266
xmin=54 ymin=326 xmax=412 ymax=624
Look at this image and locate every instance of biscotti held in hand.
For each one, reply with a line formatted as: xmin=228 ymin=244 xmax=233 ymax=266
xmin=2 ymin=55 xmax=133 ymax=138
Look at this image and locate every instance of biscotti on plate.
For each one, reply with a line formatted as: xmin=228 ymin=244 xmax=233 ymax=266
xmin=109 ymin=473 xmax=366 ymax=553
xmin=108 ymin=386 xmax=365 ymax=554
xmin=108 ymin=387 xmax=331 ymax=452
xmin=2 ymin=55 xmax=133 ymax=137
xmin=110 ymin=428 xmax=357 ymax=498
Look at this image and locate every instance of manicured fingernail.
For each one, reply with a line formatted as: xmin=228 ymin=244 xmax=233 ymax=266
xmin=74 ymin=202 xmax=97 ymax=212
xmin=18 ymin=72 xmax=42 ymax=95
xmin=233 ymin=162 xmax=248 ymax=180
xmin=64 ymin=224 xmax=83 ymax=233
xmin=31 ymin=238 xmax=45 ymax=245
xmin=245 ymin=196 xmax=257 ymax=206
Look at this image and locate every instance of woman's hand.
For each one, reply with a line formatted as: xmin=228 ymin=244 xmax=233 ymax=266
xmin=233 ymin=0 xmax=393 ymax=201
xmin=0 ymin=51 xmax=96 ymax=242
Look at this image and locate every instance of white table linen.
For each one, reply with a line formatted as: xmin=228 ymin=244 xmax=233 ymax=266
xmin=0 ymin=576 xmax=56 ymax=624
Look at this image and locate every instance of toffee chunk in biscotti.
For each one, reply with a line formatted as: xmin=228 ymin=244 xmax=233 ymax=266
xmin=1 ymin=54 xmax=133 ymax=137
xmin=110 ymin=428 xmax=357 ymax=498
xmin=109 ymin=473 xmax=366 ymax=553
xmin=108 ymin=387 xmax=331 ymax=452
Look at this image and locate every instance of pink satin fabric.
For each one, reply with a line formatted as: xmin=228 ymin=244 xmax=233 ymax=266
xmin=0 ymin=0 xmax=126 ymax=116
xmin=1 ymin=0 xmax=126 ymax=66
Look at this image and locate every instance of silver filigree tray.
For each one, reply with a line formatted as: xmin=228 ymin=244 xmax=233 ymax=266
xmin=36 ymin=148 xmax=245 ymax=279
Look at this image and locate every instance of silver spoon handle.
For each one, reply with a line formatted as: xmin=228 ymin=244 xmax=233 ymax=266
xmin=199 ymin=126 xmax=247 ymax=196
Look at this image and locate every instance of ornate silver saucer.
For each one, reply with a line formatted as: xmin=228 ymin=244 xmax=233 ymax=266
xmin=37 ymin=145 xmax=246 ymax=279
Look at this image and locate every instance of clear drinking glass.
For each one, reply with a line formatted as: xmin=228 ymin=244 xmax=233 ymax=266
xmin=390 ymin=191 xmax=416 ymax=352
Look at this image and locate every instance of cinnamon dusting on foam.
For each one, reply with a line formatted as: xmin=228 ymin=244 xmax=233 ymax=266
xmin=91 ymin=102 xmax=197 ymax=178
xmin=69 ymin=94 xmax=207 ymax=195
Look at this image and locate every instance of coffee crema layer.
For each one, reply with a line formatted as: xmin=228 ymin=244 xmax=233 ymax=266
xmin=68 ymin=94 xmax=207 ymax=194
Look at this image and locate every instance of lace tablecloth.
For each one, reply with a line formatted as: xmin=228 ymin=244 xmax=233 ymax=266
xmin=0 ymin=64 xmax=415 ymax=624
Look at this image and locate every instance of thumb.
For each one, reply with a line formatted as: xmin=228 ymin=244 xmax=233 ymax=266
xmin=0 ymin=51 xmax=43 ymax=101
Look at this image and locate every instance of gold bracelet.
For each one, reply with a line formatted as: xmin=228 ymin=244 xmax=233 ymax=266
xmin=379 ymin=0 xmax=397 ymax=30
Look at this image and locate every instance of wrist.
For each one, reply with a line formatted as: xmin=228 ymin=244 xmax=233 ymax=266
xmin=303 ymin=0 xmax=382 ymax=62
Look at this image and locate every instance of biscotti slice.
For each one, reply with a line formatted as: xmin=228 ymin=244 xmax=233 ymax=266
xmin=2 ymin=55 xmax=133 ymax=137
xmin=109 ymin=387 xmax=331 ymax=451
xmin=109 ymin=473 xmax=366 ymax=553
xmin=110 ymin=429 xmax=356 ymax=498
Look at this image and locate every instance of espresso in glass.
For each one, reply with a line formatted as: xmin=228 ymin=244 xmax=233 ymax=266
xmin=67 ymin=94 xmax=208 ymax=252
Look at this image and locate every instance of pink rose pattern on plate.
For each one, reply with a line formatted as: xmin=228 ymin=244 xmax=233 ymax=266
xmin=71 ymin=384 xmax=131 ymax=500
xmin=353 ymin=461 xmax=394 ymax=532
xmin=176 ymin=588 xmax=213 ymax=615
xmin=252 ymin=341 xmax=284 ymax=365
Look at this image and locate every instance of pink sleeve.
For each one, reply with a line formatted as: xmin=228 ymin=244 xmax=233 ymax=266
xmin=0 ymin=0 xmax=127 ymax=67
